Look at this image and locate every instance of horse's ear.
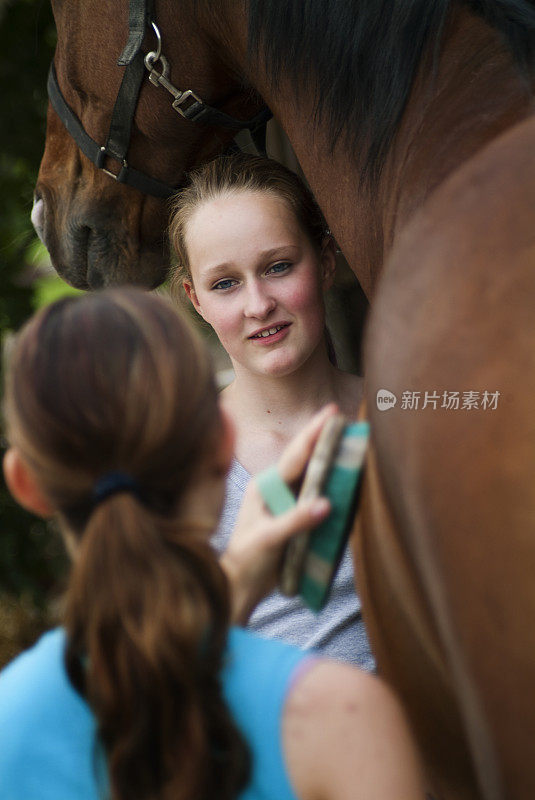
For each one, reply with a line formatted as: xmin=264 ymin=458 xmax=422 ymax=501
xmin=320 ymin=237 xmax=336 ymax=290
xmin=3 ymin=448 xmax=55 ymax=518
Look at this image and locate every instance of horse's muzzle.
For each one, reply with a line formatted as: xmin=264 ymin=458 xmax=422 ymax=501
xmin=31 ymin=188 xmax=169 ymax=291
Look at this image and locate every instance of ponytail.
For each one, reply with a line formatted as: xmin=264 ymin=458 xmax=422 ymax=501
xmin=3 ymin=289 xmax=252 ymax=800
xmin=65 ymin=494 xmax=250 ymax=800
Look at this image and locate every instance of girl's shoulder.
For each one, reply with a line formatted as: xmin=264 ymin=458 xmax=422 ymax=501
xmin=0 ymin=627 xmax=93 ymax=734
xmin=282 ymin=659 xmax=425 ymax=800
xmin=0 ymin=629 xmax=67 ymax=709
xmin=0 ymin=629 xmax=97 ymax=799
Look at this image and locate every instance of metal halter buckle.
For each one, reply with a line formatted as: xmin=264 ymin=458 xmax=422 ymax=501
xmin=144 ymin=23 xmax=202 ymax=119
xmin=96 ymin=146 xmax=128 ymax=181
xmin=46 ymin=12 xmax=271 ymax=200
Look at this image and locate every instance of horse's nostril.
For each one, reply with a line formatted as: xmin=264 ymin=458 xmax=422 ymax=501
xmin=31 ymin=197 xmax=45 ymax=243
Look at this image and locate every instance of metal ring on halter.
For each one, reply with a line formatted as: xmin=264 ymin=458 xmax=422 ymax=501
xmin=150 ymin=21 xmax=162 ymax=62
xmin=46 ymin=10 xmax=272 ymax=199
xmin=144 ymin=22 xmax=163 ymax=71
xmin=144 ymin=51 xmax=157 ymax=71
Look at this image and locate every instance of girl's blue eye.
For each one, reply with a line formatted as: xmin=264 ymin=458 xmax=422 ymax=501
xmin=267 ymin=261 xmax=291 ymax=275
xmin=212 ymin=278 xmax=236 ymax=291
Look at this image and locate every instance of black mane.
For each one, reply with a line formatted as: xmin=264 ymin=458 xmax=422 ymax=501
xmin=247 ymin=0 xmax=535 ymax=182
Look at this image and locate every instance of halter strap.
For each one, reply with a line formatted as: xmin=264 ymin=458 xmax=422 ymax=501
xmin=47 ymin=63 xmax=177 ymax=198
xmin=118 ymin=0 xmax=153 ymax=66
xmin=105 ymin=51 xmax=146 ymax=167
xmin=47 ymin=0 xmax=272 ymax=199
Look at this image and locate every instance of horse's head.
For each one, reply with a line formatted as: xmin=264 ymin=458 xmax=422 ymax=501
xmin=36 ymin=1 xmax=264 ymax=289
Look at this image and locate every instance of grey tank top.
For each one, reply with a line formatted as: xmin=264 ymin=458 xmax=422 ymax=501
xmin=212 ymin=459 xmax=375 ymax=670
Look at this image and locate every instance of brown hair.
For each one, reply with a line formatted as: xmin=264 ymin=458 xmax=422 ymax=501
xmin=3 ymin=289 xmax=249 ymax=800
xmin=169 ymin=153 xmax=329 ymax=285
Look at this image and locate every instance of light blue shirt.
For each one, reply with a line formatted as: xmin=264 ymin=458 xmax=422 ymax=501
xmin=0 ymin=627 xmax=310 ymax=800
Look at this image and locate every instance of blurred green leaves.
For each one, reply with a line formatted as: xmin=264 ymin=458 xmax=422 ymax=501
xmin=0 ymin=0 xmax=56 ymax=332
xmin=0 ymin=1 xmax=69 ymax=636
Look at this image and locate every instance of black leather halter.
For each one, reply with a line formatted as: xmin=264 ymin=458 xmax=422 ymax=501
xmin=47 ymin=0 xmax=272 ymax=199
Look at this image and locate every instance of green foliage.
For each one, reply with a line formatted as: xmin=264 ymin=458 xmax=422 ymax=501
xmin=0 ymin=1 xmax=68 ymax=614
xmin=32 ymin=273 xmax=84 ymax=310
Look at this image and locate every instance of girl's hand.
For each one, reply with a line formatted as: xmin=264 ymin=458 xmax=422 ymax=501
xmin=221 ymin=404 xmax=338 ymax=624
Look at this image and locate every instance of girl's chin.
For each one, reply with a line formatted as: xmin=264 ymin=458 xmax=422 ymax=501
xmin=231 ymin=342 xmax=318 ymax=378
xmin=252 ymin=353 xmax=309 ymax=378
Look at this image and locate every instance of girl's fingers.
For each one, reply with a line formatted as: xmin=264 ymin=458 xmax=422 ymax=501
xmin=263 ymin=496 xmax=331 ymax=545
xmin=277 ymin=403 xmax=339 ymax=483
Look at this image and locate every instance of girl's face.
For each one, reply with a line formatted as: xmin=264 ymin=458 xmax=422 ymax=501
xmin=183 ymin=190 xmax=335 ymax=378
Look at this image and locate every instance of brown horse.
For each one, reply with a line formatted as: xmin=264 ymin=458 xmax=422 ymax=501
xmin=34 ymin=2 xmax=535 ymax=798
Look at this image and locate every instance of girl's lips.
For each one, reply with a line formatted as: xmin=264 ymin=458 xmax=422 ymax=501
xmin=248 ymin=322 xmax=291 ymax=345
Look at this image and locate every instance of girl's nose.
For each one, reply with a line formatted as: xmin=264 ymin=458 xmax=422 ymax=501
xmin=243 ymin=281 xmax=277 ymax=319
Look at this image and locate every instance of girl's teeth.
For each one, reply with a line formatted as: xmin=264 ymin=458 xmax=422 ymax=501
xmin=256 ymin=325 xmax=283 ymax=338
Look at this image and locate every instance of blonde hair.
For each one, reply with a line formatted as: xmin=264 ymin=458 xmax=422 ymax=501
xmin=169 ymin=153 xmax=328 ymax=286
xmin=4 ymin=288 xmax=249 ymax=800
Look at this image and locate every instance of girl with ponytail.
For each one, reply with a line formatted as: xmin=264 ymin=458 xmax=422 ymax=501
xmin=0 ymin=288 xmax=423 ymax=800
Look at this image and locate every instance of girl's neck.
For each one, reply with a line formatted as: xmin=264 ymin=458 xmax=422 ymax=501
xmin=220 ymin=345 xmax=363 ymax=472
xmin=225 ymin=346 xmax=336 ymax=421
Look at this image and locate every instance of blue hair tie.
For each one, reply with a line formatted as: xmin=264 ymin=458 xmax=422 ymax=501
xmin=92 ymin=471 xmax=141 ymax=507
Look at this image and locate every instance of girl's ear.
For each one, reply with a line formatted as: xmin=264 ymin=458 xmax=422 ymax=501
xmin=320 ymin=236 xmax=337 ymax=291
xmin=183 ymin=278 xmax=205 ymax=319
xmin=3 ymin=448 xmax=55 ymax=518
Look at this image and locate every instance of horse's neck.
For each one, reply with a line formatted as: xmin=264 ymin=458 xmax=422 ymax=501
xmin=384 ymin=8 xmax=534 ymax=259
xmin=233 ymin=6 xmax=534 ymax=299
